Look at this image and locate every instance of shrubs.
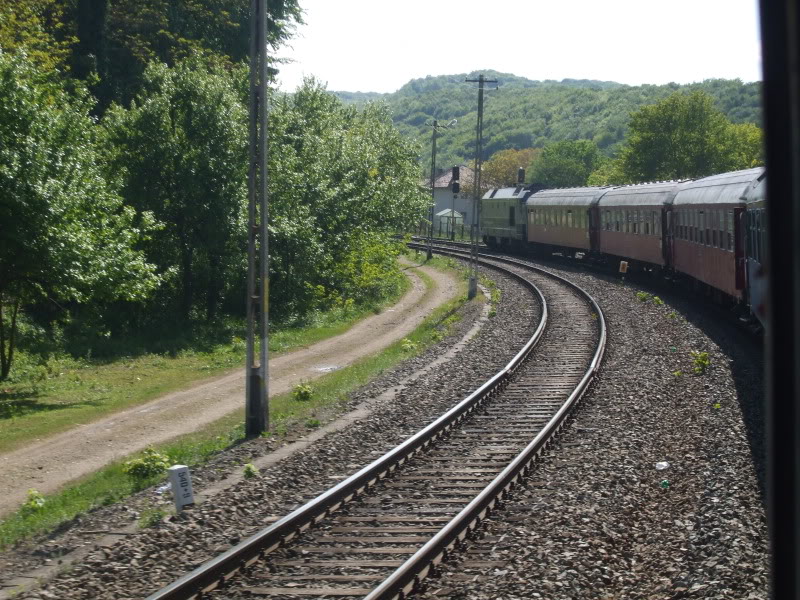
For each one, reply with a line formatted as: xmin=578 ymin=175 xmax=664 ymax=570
xmin=691 ymin=351 xmax=711 ymax=374
xmin=20 ymin=489 xmax=46 ymax=516
xmin=292 ymin=382 xmax=314 ymax=402
xmin=242 ymin=463 xmax=259 ymax=479
xmin=123 ymin=446 xmax=170 ymax=482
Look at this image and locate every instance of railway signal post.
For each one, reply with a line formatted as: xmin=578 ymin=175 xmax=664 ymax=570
xmin=427 ymin=119 xmax=457 ymax=260
xmin=451 ymin=166 xmax=460 ymax=241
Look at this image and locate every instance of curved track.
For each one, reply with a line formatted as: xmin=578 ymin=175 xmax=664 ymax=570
xmin=147 ymin=248 xmax=606 ymax=600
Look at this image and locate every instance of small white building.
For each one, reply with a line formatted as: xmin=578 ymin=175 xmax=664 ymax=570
xmin=424 ymin=165 xmax=477 ymax=226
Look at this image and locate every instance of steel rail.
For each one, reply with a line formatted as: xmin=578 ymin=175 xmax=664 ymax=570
xmin=146 ymin=257 xmax=548 ymax=600
xmin=368 ymin=244 xmax=607 ymax=599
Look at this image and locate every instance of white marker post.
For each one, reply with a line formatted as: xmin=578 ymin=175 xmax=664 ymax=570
xmin=168 ymin=465 xmax=194 ymax=513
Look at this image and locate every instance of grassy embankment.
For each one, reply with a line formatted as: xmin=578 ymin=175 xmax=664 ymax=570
xmin=0 ymin=254 xmax=476 ymax=548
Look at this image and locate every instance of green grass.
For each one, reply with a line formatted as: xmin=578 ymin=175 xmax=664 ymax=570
xmin=0 ymin=257 xmax=474 ymax=549
xmin=0 ymin=281 xmax=412 ymax=455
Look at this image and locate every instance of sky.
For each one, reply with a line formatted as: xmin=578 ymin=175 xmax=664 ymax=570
xmin=275 ymin=0 xmax=762 ymax=94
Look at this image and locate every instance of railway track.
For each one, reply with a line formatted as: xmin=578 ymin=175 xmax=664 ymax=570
xmin=147 ymin=248 xmax=606 ymax=600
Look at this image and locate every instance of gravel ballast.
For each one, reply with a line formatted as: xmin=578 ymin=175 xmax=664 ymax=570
xmin=4 ymin=267 xmax=539 ymax=599
xmin=419 ymin=260 xmax=769 ymax=600
xmin=2 ymin=258 xmax=769 ymax=600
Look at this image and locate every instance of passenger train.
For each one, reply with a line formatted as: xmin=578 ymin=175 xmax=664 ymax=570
xmin=480 ymin=167 xmax=768 ymax=329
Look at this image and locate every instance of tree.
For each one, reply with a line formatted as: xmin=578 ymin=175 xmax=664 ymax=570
xmin=724 ymin=122 xmax=764 ymax=169
xmin=266 ymin=80 xmax=429 ymax=320
xmin=97 ymin=0 xmax=302 ymax=107
xmin=528 ymin=140 xmax=605 ymax=188
xmin=482 ymin=148 xmax=541 ymax=188
xmin=587 ymin=159 xmax=628 ymax=186
xmin=104 ymin=58 xmax=249 ymax=322
xmin=0 ymin=51 xmax=159 ymax=379
xmin=618 ymin=90 xmax=758 ymax=182
xmin=0 ymin=0 xmax=75 ymax=71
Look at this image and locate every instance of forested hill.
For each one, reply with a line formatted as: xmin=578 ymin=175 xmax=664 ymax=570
xmin=332 ymin=70 xmax=761 ymax=167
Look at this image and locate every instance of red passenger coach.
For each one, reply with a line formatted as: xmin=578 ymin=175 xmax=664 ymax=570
xmin=668 ymin=168 xmax=765 ymax=300
xmin=526 ymin=187 xmax=611 ymax=255
xmin=597 ymin=181 xmax=679 ymax=268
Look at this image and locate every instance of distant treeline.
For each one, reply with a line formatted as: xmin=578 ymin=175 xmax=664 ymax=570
xmin=334 ymin=70 xmax=761 ymax=170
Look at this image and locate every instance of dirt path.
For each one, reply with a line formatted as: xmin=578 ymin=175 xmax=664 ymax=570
xmin=0 ymin=261 xmax=459 ymax=519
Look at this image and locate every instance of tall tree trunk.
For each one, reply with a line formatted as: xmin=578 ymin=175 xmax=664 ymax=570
xmin=0 ymin=295 xmax=21 ymax=381
xmin=181 ymin=245 xmax=193 ymax=322
xmin=206 ymin=255 xmax=220 ymax=322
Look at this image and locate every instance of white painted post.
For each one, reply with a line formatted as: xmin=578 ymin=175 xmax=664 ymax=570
xmin=168 ymin=465 xmax=194 ymax=512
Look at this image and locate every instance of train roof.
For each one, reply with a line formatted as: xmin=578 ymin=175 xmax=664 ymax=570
xmin=482 ymin=186 xmax=533 ymax=201
xmin=525 ymin=186 xmax=612 ymax=207
xmin=742 ymin=172 xmax=767 ymax=205
xmin=672 ymin=167 xmax=765 ymax=206
xmin=599 ymin=181 xmax=683 ymax=207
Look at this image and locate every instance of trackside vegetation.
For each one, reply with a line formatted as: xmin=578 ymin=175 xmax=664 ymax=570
xmin=0 ymin=257 xmax=472 ymax=548
xmin=0 ymin=1 xmax=428 ymax=383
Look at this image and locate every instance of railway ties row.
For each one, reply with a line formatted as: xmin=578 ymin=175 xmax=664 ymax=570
xmin=148 ymin=246 xmax=606 ymax=600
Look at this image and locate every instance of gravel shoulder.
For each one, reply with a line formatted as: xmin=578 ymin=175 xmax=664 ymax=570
xmin=418 ymin=260 xmax=769 ymax=600
xmin=0 ymin=259 xmax=459 ymax=520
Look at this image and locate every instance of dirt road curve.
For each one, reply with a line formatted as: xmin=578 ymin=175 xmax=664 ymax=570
xmin=0 ymin=261 xmax=459 ymax=519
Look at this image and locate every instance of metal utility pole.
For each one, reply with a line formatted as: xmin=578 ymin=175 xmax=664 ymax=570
xmin=465 ymin=74 xmax=497 ymax=298
xmin=245 ymin=0 xmax=269 ymax=437
xmin=427 ymin=119 xmax=457 ymax=260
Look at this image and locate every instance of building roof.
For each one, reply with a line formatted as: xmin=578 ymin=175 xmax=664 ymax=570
xmin=423 ymin=165 xmax=476 ymax=189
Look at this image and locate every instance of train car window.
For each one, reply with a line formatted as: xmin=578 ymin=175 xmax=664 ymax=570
xmin=566 ymin=210 xmax=572 ymax=228
xmin=685 ymin=210 xmax=689 ymax=241
xmin=686 ymin=210 xmax=690 ymax=241
xmin=698 ymin=210 xmax=703 ymax=245
xmin=509 ymin=206 xmax=515 ymax=227
xmin=745 ymin=212 xmax=751 ymax=258
xmin=691 ymin=210 xmax=696 ymax=243
xmin=726 ymin=210 xmax=733 ymax=251
xmin=711 ymin=211 xmax=718 ymax=247
xmin=633 ymin=210 xmax=639 ymax=234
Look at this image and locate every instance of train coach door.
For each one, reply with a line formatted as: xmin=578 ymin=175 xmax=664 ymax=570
xmin=588 ymin=205 xmax=600 ymax=252
xmin=663 ymin=208 xmax=674 ymax=267
xmin=734 ymin=207 xmax=746 ymax=290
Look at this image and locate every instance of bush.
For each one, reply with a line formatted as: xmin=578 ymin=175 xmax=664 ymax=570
xmin=123 ymin=446 xmax=171 ymax=481
xmin=292 ymin=382 xmax=314 ymax=402
xmin=20 ymin=489 xmax=46 ymax=516
xmin=691 ymin=351 xmax=710 ymax=374
xmin=400 ymin=338 xmax=417 ymax=353
xmin=242 ymin=463 xmax=259 ymax=479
